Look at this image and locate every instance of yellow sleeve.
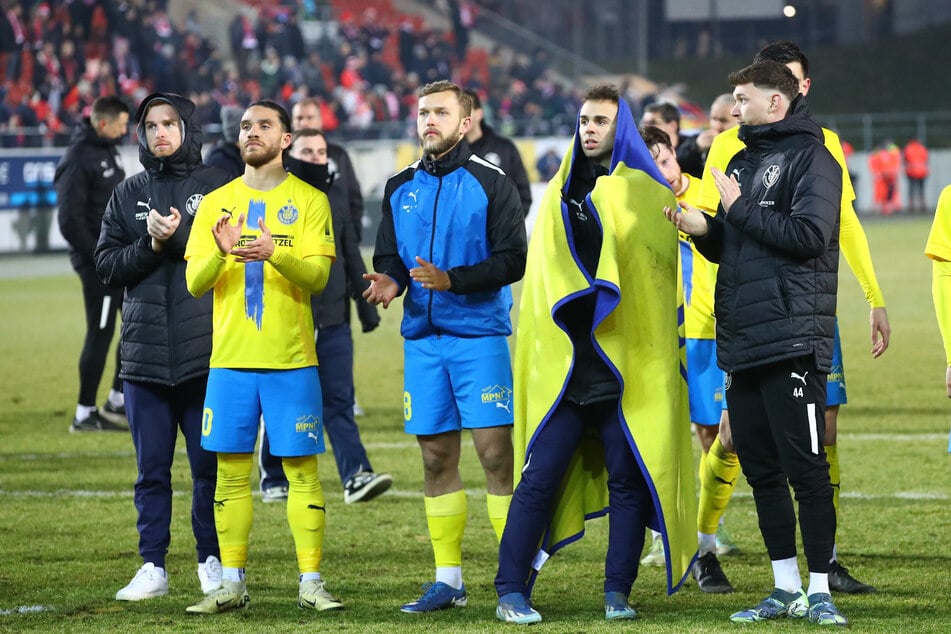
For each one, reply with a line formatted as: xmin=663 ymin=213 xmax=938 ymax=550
xmin=823 ymin=129 xmax=886 ymax=308
xmin=925 ymin=185 xmax=951 ymax=262
xmin=696 ymin=128 xmax=744 ymax=213
xmin=839 ymin=202 xmax=886 ymax=308
xmin=268 ymin=251 xmax=332 ymax=295
xmin=934 ymin=260 xmax=951 ymax=365
xmin=184 ymin=195 xmax=228 ymax=297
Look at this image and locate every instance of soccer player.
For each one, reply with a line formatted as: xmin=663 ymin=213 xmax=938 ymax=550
xmin=183 ymin=100 xmax=341 ymax=614
xmin=695 ymin=40 xmax=890 ymax=595
xmin=640 ymin=124 xmax=734 ymax=594
xmin=495 ymin=85 xmax=695 ymax=624
xmin=95 ymin=92 xmax=230 ymax=601
xmin=363 ymin=80 xmax=527 ymax=613
xmin=668 ymin=60 xmax=848 ymax=626
xmin=926 ymin=184 xmax=951 ymax=411
xmin=55 ymin=95 xmax=130 ymax=432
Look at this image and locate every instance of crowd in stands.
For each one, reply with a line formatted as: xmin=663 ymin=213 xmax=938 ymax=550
xmin=0 ymin=0 xmax=604 ymax=148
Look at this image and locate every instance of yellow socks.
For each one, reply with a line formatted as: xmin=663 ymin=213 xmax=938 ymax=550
xmin=425 ymin=490 xmax=467 ymax=568
xmin=486 ymin=493 xmax=512 ymax=543
xmin=215 ymin=452 xmax=254 ymax=569
xmin=284 ymin=455 xmax=325 ymax=574
xmin=698 ymin=435 xmax=740 ymax=535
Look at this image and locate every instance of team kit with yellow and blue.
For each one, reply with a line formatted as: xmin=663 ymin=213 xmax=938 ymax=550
xmin=136 ymin=87 xmax=892 ymax=622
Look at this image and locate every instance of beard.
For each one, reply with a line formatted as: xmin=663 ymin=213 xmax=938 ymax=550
xmin=420 ymin=132 xmax=459 ymax=158
xmin=241 ymin=142 xmax=282 ymax=168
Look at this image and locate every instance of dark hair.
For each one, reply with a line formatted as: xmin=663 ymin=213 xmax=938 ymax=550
xmin=639 ymin=125 xmax=673 ymax=157
xmin=584 ymin=83 xmax=620 ymax=104
xmin=247 ymin=99 xmax=292 ymax=133
xmin=90 ymin=96 xmax=129 ymax=123
xmin=753 ymin=40 xmax=809 ymax=78
xmin=644 ymin=101 xmax=681 ymax=124
xmin=728 ymin=61 xmax=800 ymax=103
xmin=290 ymin=127 xmax=325 ymax=148
xmin=463 ymin=88 xmax=482 ymax=111
xmin=419 ymin=80 xmax=472 ymax=117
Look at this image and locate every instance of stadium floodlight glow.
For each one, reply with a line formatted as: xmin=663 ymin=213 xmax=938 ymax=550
xmin=783 ymin=4 xmax=797 ymax=17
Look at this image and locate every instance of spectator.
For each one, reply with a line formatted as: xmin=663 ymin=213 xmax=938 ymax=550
xmin=641 ymin=101 xmax=703 ymax=178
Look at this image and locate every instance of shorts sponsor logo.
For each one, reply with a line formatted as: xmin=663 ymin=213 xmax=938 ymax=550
xmin=481 ymin=384 xmax=513 ymax=414
xmin=295 ymin=414 xmax=321 ymax=433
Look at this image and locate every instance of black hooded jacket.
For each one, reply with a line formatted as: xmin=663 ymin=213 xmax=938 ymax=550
xmin=694 ymin=96 xmax=842 ymax=373
xmin=94 ymin=93 xmax=232 ymax=385
xmin=54 ymin=120 xmax=126 ymax=271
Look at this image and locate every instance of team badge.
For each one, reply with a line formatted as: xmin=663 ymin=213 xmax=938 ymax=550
xmin=762 ymin=164 xmax=781 ymax=190
xmin=185 ymin=194 xmax=203 ymax=216
xmin=277 ymin=203 xmax=299 ymax=225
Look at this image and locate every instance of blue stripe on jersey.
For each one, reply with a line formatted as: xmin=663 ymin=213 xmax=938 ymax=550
xmin=679 ymin=238 xmax=694 ymax=307
xmin=244 ymin=198 xmax=266 ymax=329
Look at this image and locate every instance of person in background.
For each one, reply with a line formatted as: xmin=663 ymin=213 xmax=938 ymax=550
xmin=669 ymin=60 xmax=847 ymax=626
xmin=183 ymin=100 xmax=342 ymax=614
xmin=285 ymin=127 xmax=393 ymax=504
xmin=464 ymin=88 xmax=533 ymax=218
xmin=903 ymin=137 xmax=929 ymax=214
xmin=641 ymin=100 xmax=703 ymax=178
xmin=364 ymin=80 xmax=526 ymax=614
xmin=94 ymin=92 xmax=229 ymax=602
xmin=494 ymin=85 xmax=695 ymax=625
xmin=695 ymin=40 xmax=889 ymax=597
xmin=204 ymin=105 xmax=245 ymax=178
xmin=639 ymin=124 xmax=736 ymax=594
xmin=55 ymin=95 xmax=130 ymax=433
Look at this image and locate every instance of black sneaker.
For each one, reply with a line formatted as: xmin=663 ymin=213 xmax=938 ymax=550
xmin=69 ymin=410 xmax=128 ymax=433
xmin=829 ymin=560 xmax=876 ymax=594
xmin=692 ymin=552 xmax=734 ymax=594
xmin=102 ymin=400 xmax=127 ymax=418
xmin=343 ymin=471 xmax=393 ymax=504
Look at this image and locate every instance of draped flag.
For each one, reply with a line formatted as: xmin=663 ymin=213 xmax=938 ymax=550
xmin=514 ymin=97 xmax=697 ymax=595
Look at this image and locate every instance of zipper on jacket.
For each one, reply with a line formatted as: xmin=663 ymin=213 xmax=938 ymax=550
xmin=427 ymin=176 xmax=443 ymax=333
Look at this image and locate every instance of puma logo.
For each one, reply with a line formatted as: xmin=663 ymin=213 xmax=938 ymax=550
xmin=496 ymin=401 xmax=511 ymax=414
xmin=136 ymin=198 xmax=151 ymax=210
xmin=790 ymin=371 xmax=808 ymax=385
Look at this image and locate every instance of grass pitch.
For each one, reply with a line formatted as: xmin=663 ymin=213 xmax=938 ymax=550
xmin=0 ymin=216 xmax=948 ymax=633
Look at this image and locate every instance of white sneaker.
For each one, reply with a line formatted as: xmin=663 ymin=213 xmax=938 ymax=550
xmin=197 ymin=555 xmax=223 ymax=594
xmin=116 ymin=563 xmax=169 ymax=601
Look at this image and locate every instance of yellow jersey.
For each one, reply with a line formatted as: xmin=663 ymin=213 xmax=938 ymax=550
xmin=678 ymin=173 xmax=716 ymax=339
xmin=185 ymin=174 xmax=336 ymax=369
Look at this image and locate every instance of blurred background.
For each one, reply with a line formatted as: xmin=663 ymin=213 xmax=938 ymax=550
xmin=1 ymin=0 xmax=948 ymax=252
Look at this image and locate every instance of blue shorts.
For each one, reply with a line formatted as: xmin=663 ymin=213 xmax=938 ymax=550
xmin=686 ymin=338 xmax=724 ymax=426
xmin=403 ymin=334 xmax=514 ymax=435
xmin=826 ymin=320 xmax=847 ymax=406
xmin=201 ymin=367 xmax=325 ymax=456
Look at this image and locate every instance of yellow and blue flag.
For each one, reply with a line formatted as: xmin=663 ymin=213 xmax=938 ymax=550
xmin=513 ymin=97 xmax=697 ymax=594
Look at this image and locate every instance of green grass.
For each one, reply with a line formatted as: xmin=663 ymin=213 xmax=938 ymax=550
xmin=1 ymin=217 xmax=950 ymax=632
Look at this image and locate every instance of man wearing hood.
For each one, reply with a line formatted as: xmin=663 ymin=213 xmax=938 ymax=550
xmin=55 ymin=95 xmax=130 ymax=432
xmin=668 ymin=62 xmax=847 ymax=626
xmin=95 ymin=92 xmax=231 ymax=602
xmin=363 ymin=80 xmax=526 ymax=614
xmin=494 ymin=84 xmax=695 ymax=624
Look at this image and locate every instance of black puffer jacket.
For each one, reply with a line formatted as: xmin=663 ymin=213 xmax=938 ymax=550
xmin=54 ymin=120 xmax=126 ymax=270
xmin=694 ymin=96 xmax=842 ymax=373
xmin=94 ymin=93 xmax=232 ymax=385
